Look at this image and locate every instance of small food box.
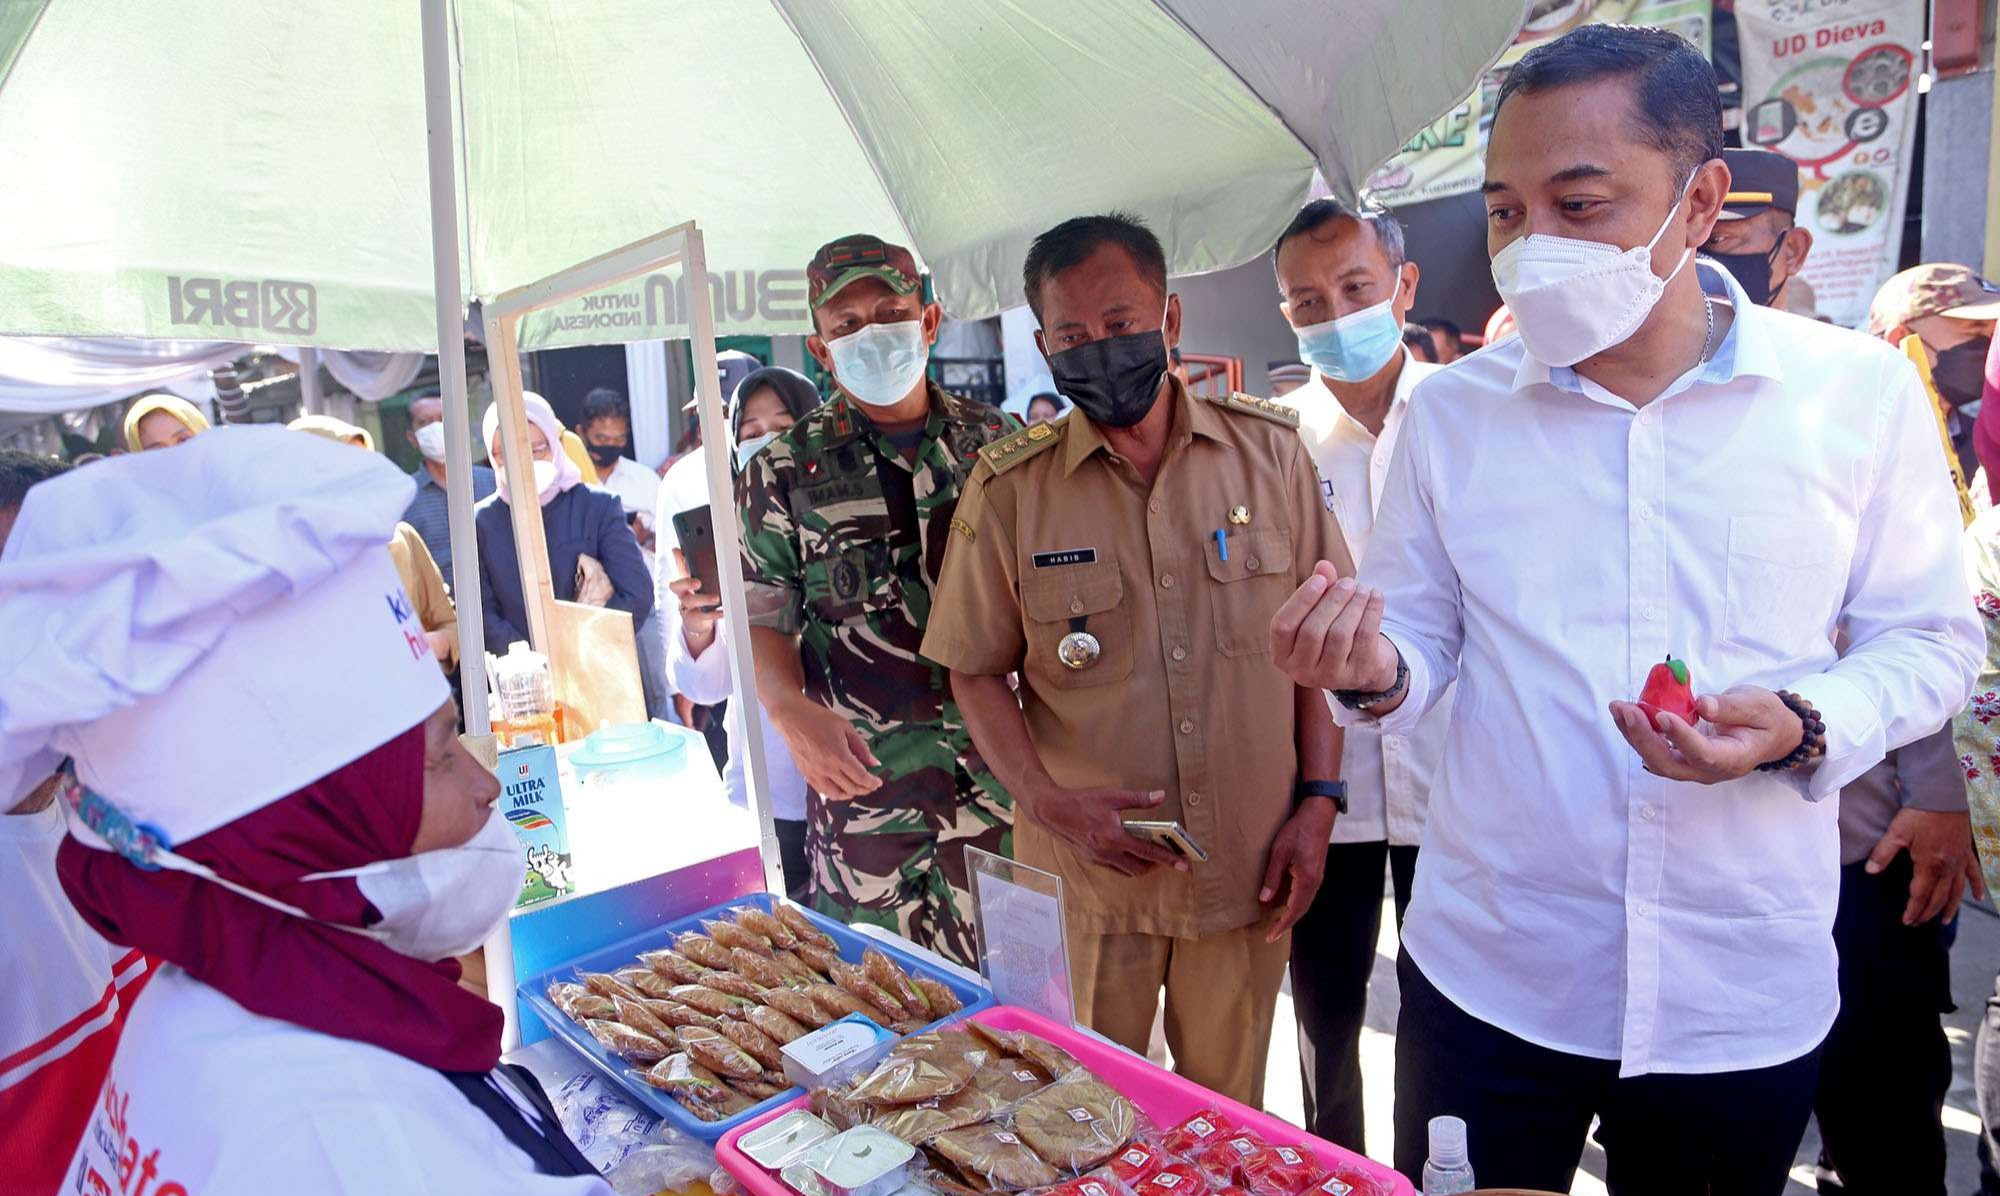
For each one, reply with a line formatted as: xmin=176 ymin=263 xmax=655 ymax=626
xmin=782 ymin=1015 xmax=898 ymax=1092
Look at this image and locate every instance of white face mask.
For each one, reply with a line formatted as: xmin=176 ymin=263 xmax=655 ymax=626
xmin=413 ymin=421 xmax=448 ymax=462
xmin=825 ymin=319 xmax=929 ymax=407
xmin=734 ymin=430 xmax=781 ymax=471
xmin=64 ymin=776 xmax=525 ymax=962
xmin=1490 ymin=183 xmax=1694 ymax=367
xmin=498 ymin=458 xmax=562 ymax=504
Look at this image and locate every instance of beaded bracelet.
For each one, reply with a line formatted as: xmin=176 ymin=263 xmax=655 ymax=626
xmin=1755 ymin=690 xmax=1826 ymax=772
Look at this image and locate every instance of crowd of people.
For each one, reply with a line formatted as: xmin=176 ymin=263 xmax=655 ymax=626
xmin=5 ymin=19 xmax=2000 ymax=1196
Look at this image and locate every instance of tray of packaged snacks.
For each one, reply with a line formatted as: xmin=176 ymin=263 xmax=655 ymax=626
xmin=520 ymin=893 xmax=993 ymax=1142
xmin=714 ymin=1005 xmax=1413 ymax=1196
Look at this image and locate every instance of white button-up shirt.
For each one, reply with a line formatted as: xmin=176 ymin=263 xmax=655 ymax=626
xmin=1346 ymin=265 xmax=1981 ymax=1075
xmin=1287 ymin=352 xmax=1451 ymax=846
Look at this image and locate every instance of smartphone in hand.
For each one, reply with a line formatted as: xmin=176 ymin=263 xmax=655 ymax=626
xmin=671 ymin=505 xmax=722 ymax=602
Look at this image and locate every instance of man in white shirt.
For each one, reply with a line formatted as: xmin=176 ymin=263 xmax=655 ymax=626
xmin=1269 ymin=25 xmax=1981 ymax=1193
xmin=1266 ymin=198 xmax=1448 ymax=1151
xmin=576 ymin=387 xmax=670 ymax=720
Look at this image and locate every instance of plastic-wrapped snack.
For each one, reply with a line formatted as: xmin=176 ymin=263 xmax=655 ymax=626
xmin=808 ymin=982 xmax=891 ymax=1026
xmin=628 ymin=970 xmax=679 ymax=1000
xmin=1133 ymin=1162 xmax=1204 ymax=1196
xmin=912 ymin=977 xmax=963 ymax=1017
xmin=1160 ymin=1109 xmax=1234 ymax=1157
xmin=638 ymin=948 xmax=713 ymax=985
xmin=1047 ymin=1176 xmax=1131 ymax=1196
xmin=966 ymin=1057 xmax=1054 ymax=1106
xmin=830 ymin=960 xmax=914 ymax=1020
xmin=745 ymin=1003 xmax=811 ymax=1045
xmin=1304 ymin=1167 xmax=1393 ymax=1196
xmin=670 ymin=983 xmax=756 ymax=1019
xmin=584 ymin=1017 xmax=670 ymax=1063
xmin=861 ymin=948 xmax=929 ymax=1018
xmin=930 ymin=1125 xmax=1062 ymax=1191
xmin=702 ymin=970 xmax=768 ymax=1001
xmin=671 ymin=1084 xmax=756 ymax=1122
xmin=1109 ymin=1142 xmax=1170 ymax=1186
xmin=580 ymin=970 xmax=646 ymax=1003
xmin=848 ymin=1039 xmax=981 ymax=1105
xmin=1011 ymin=1076 xmax=1136 ymax=1173
xmin=733 ymin=905 xmax=800 ymax=950
xmin=640 ymin=997 xmax=722 ymax=1031
xmin=613 ymin=994 xmax=679 ymax=1042
xmin=729 ymin=1074 xmax=791 ymax=1101
xmin=964 ymin=1023 xmax=1082 ymax=1080
xmin=863 ymin=1083 xmax=1003 ymax=1144
xmin=774 ymin=903 xmax=839 ymax=951
xmin=717 ymin=1017 xmax=786 ymax=1070
xmin=772 ymin=947 xmax=827 ymax=984
xmin=546 ymin=981 xmax=616 ymax=1023
xmin=1239 ymin=1145 xmax=1318 ymax=1196
xmin=704 ymin=917 xmax=774 ymax=956
xmin=674 ymin=931 xmax=736 ymax=971
xmin=729 ymin=947 xmax=793 ymax=990
xmin=675 ymin=1024 xmax=765 ymax=1080
xmin=761 ymin=985 xmax=834 ymax=1029
xmin=813 ymin=1086 xmax=868 ymax=1131
xmin=1194 ymin=1132 xmax=1266 ymax=1186
xmin=638 ymin=1052 xmax=732 ymax=1105
xmin=796 ymin=941 xmax=842 ymax=974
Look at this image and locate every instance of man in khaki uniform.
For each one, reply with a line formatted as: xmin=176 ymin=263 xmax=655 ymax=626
xmin=923 ymin=214 xmax=1349 ymax=1105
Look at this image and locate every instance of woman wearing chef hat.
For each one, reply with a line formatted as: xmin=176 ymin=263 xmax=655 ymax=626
xmin=0 ymin=428 xmax=611 ymax=1194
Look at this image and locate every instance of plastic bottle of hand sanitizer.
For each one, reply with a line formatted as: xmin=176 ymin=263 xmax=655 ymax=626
xmin=1422 ymin=1115 xmax=1475 ymax=1195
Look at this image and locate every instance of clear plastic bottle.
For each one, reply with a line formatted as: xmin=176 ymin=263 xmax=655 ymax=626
xmin=493 ymin=640 xmax=557 ymax=748
xmin=1421 ymin=1115 xmax=1475 ymax=1195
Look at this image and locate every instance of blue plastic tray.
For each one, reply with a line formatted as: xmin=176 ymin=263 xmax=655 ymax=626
xmin=518 ymin=892 xmax=993 ymax=1142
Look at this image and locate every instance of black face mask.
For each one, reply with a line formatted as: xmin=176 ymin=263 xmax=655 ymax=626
xmin=1706 ymin=239 xmax=1786 ymax=308
xmin=1047 ymin=331 xmax=1168 ymax=429
xmin=585 ymin=441 xmax=627 ymax=468
xmin=1933 ymin=337 xmax=1992 ymax=411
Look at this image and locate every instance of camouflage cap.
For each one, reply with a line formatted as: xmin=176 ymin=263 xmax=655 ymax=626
xmin=807 ymin=234 xmax=922 ymax=309
xmin=1868 ymin=264 xmax=2000 ymax=335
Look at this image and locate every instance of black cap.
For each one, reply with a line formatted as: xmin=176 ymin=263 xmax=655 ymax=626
xmin=1719 ymin=149 xmax=1800 ymax=222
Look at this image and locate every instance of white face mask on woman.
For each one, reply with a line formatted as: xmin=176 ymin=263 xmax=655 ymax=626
xmin=65 ymin=779 xmax=525 ymax=962
xmin=1490 ymin=182 xmax=1694 ymax=367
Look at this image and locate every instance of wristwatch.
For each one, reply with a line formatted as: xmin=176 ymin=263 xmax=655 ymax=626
xmin=1296 ymin=780 xmax=1349 ymax=815
xmin=1334 ymin=653 xmax=1409 ymax=712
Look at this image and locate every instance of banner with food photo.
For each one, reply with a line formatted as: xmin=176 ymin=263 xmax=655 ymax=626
xmin=1366 ymin=0 xmax=1714 ymax=207
xmin=1736 ymin=0 xmax=1924 ymax=328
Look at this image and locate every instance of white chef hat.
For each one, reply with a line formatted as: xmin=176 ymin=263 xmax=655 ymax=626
xmin=0 ymin=426 xmax=447 ymax=843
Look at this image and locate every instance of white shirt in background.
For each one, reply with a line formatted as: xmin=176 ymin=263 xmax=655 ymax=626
xmin=598 ymin=455 xmax=663 ymax=570
xmin=659 ymin=590 xmax=809 ymax=823
xmin=1348 ymin=265 xmax=1981 ymax=1076
xmin=1284 ymin=350 xmax=1451 ymax=846
xmin=65 ymin=967 xmax=613 ymax=1196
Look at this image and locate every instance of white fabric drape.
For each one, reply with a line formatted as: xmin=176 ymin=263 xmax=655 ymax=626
xmin=625 ymin=339 xmax=671 ymax=471
xmin=0 ymin=337 xmax=241 ymax=414
xmin=275 ymin=346 xmax=426 ymax=402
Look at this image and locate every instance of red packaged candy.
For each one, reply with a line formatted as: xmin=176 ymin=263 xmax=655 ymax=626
xmin=1136 ymin=1162 xmax=1205 ymax=1196
xmin=1241 ymin=1143 xmax=1320 ymax=1196
xmin=1195 ymin=1133 xmax=1267 ymax=1185
xmin=1306 ymin=1167 xmax=1393 ymax=1196
xmin=1162 ymin=1109 xmax=1235 ymax=1156
xmin=1110 ymin=1142 xmax=1171 ymax=1185
xmin=1050 ymin=1178 xmax=1124 ymax=1196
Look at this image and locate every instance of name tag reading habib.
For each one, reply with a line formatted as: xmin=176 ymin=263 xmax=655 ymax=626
xmin=1032 ymin=548 xmax=1098 ymax=569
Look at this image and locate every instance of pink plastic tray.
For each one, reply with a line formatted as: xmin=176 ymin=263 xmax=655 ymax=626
xmin=714 ymin=1005 xmax=1413 ymax=1196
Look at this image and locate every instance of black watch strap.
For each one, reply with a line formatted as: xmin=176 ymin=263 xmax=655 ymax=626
xmin=1297 ymin=780 xmax=1348 ymax=814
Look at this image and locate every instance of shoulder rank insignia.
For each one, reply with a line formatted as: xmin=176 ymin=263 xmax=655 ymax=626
xmin=977 ymin=420 xmax=1063 ymax=475
xmin=1213 ymin=391 xmax=1301 ymax=428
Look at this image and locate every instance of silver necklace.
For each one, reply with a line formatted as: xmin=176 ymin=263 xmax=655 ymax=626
xmin=1696 ymin=296 xmax=1717 ymax=365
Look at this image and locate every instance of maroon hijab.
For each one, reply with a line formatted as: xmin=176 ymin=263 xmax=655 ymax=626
xmin=56 ymin=721 xmax=503 ymax=1072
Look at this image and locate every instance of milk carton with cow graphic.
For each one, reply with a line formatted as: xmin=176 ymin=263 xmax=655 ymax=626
xmin=500 ymin=744 xmax=573 ymax=907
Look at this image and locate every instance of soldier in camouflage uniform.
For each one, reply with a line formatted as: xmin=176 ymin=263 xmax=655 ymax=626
xmin=735 ymin=234 xmax=1018 ymax=966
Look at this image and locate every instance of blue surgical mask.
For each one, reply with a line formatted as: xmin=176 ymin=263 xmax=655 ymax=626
xmin=734 ymin=430 xmax=780 ymax=471
xmin=1293 ymin=280 xmax=1404 ymax=382
xmin=825 ymin=319 xmax=929 ymax=407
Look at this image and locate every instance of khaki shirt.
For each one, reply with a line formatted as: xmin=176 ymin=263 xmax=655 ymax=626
xmin=922 ymin=379 xmax=1352 ymax=937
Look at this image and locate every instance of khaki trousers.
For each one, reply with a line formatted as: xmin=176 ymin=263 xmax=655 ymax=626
xmin=1069 ymin=922 xmax=1291 ymax=1108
